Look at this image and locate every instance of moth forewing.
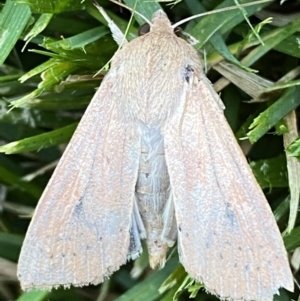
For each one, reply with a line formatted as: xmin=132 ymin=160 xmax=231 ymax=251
xmin=164 ymin=73 xmax=294 ymax=300
xmin=17 ymin=7 xmax=293 ymax=301
xmin=17 ymin=71 xmax=141 ymax=290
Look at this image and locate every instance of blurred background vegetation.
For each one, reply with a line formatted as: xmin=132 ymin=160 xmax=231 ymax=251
xmin=0 ymin=0 xmax=300 ymax=300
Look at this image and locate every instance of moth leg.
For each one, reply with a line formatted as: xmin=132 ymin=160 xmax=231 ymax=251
xmin=94 ymin=3 xmax=128 ymax=46
xmin=161 ymin=189 xmax=177 ymax=247
xmin=127 ymin=196 xmax=146 ymax=260
xmin=133 ymin=195 xmax=147 ymax=239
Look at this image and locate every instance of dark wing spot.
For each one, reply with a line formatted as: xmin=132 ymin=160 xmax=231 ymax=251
xmin=73 ymin=199 xmax=97 ymax=231
xmin=225 ymin=202 xmax=238 ymax=227
xmin=183 ymin=65 xmax=194 ymax=83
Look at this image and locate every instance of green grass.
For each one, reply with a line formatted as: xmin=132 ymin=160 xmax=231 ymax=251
xmin=0 ymin=0 xmax=300 ymax=300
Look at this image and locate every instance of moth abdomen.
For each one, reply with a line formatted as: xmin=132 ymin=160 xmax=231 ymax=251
xmin=135 ymin=125 xmax=175 ymax=268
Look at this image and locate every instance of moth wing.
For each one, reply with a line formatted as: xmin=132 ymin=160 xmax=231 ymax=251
xmin=164 ymin=75 xmax=293 ymax=301
xmin=18 ymin=73 xmax=141 ymax=290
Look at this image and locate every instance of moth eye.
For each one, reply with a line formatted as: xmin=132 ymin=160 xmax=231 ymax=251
xmin=139 ymin=24 xmax=182 ymax=37
xmin=174 ymin=26 xmax=182 ymax=37
xmin=139 ymin=23 xmax=150 ymax=36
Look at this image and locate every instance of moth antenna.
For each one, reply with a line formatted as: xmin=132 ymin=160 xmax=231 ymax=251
xmin=93 ymin=1 xmax=128 ymax=46
xmin=109 ymin=0 xmax=152 ymax=25
xmin=172 ymin=0 xmax=272 ymax=28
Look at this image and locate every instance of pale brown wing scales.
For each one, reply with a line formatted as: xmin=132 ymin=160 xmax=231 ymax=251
xmin=17 ymin=9 xmax=293 ymax=300
xmin=164 ymin=75 xmax=293 ymax=301
xmin=18 ymin=75 xmax=141 ymax=290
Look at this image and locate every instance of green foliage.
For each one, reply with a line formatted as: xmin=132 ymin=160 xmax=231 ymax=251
xmin=0 ymin=0 xmax=300 ymax=300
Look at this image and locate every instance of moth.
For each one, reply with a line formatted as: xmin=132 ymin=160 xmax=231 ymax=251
xmin=18 ymin=7 xmax=293 ymax=301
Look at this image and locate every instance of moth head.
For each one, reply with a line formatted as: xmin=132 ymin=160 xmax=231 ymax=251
xmin=150 ymin=9 xmax=173 ymax=34
xmin=139 ymin=10 xmax=180 ymax=36
xmin=139 ymin=22 xmax=182 ymax=37
xmin=152 ymin=9 xmax=168 ymax=22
